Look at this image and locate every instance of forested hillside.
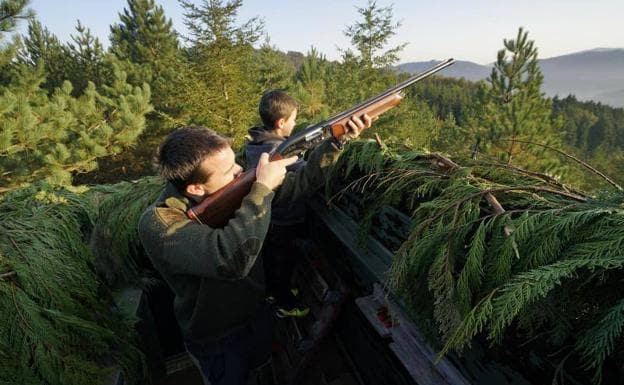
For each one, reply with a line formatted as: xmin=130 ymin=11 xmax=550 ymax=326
xmin=398 ymin=48 xmax=624 ymax=107
xmin=1 ymin=0 xmax=624 ymax=384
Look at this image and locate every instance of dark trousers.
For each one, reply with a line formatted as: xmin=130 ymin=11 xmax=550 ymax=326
xmin=263 ymin=223 xmax=304 ymax=307
xmin=185 ymin=306 xmax=273 ymax=385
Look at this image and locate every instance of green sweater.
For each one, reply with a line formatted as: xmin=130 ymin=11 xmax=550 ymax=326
xmin=138 ymin=140 xmax=341 ymax=342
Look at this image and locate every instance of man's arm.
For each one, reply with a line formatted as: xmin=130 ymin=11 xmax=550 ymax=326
xmin=140 ymin=183 xmax=274 ymax=279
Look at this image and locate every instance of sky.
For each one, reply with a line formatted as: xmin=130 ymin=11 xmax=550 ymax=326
xmin=16 ymin=0 xmax=624 ymax=65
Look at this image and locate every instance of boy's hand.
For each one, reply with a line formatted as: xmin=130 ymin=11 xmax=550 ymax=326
xmin=344 ymin=113 xmax=373 ymax=139
xmin=255 ymin=153 xmax=298 ymax=190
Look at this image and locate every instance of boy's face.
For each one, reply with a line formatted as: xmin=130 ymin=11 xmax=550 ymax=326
xmin=278 ymin=109 xmax=297 ymax=137
xmin=186 ymin=146 xmax=243 ymax=198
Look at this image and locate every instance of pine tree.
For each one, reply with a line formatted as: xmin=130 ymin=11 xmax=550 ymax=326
xmin=180 ymin=0 xmax=263 ymax=143
xmin=64 ymin=21 xmax=109 ymax=95
xmin=109 ymin=0 xmax=184 ymax=117
xmin=0 ymin=66 xmax=152 ymax=190
xmin=477 ymin=27 xmax=563 ymax=174
xmin=77 ymin=0 xmax=188 ymax=184
xmin=0 ymin=0 xmax=32 ymax=81
xmin=293 ymin=47 xmax=330 ymax=123
xmin=330 ymin=1 xmax=441 ymax=149
xmin=0 ymin=7 xmax=152 ymax=190
xmin=342 ymin=0 xmax=407 ymax=70
xmin=17 ymin=19 xmax=68 ymax=91
xmin=0 ymin=0 xmax=31 ymax=34
xmin=254 ymin=38 xmax=295 ymax=93
xmin=330 ymin=0 xmax=406 ymax=108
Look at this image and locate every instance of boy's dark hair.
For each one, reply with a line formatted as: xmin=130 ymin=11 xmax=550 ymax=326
xmin=259 ymin=90 xmax=298 ymax=129
xmin=158 ymin=126 xmax=231 ymax=190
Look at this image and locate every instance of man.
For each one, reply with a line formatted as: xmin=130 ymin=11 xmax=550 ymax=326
xmin=245 ymin=90 xmax=307 ymax=318
xmin=138 ymin=114 xmax=371 ymax=384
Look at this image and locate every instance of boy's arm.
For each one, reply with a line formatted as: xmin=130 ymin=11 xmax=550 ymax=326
xmin=271 ymin=139 xmax=342 ymax=206
xmin=272 ymin=113 xmax=371 ymax=206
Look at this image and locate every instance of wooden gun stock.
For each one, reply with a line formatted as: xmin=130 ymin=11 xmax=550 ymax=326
xmin=188 ymin=59 xmax=455 ymax=227
xmin=328 ymin=93 xmax=403 ymax=138
xmin=187 ymin=151 xmax=285 ymax=227
xmin=187 ymin=169 xmax=257 ymax=227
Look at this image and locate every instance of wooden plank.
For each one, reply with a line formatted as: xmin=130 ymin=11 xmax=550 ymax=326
xmin=352 ymin=283 xmax=473 ymax=385
xmin=389 ymin=341 xmax=446 ymax=385
xmin=354 ymin=296 xmax=392 ymax=339
xmin=309 ymin=197 xmax=392 ymax=285
xmin=381 ymin=283 xmax=473 ymax=385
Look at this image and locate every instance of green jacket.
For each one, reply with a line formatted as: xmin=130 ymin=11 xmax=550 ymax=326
xmin=138 ymin=140 xmax=341 ymax=342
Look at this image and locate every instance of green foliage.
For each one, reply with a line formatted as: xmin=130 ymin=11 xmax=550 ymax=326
xmin=373 ymin=97 xmax=441 ymax=149
xmin=64 ymin=21 xmax=109 ymax=95
xmin=476 ymin=28 xmax=564 ymax=175
xmin=17 ymin=18 xmax=114 ymax=95
xmin=0 ymin=0 xmax=31 ymax=33
xmin=88 ymin=177 xmax=164 ymax=287
xmin=342 ymin=0 xmax=407 ymax=69
xmin=93 ymin=0 xmax=189 ymax=183
xmin=17 ymin=19 xmax=69 ymax=91
xmin=254 ymin=39 xmax=296 ymax=93
xmin=292 ymin=47 xmax=330 ymax=123
xmin=0 ymin=0 xmax=31 ymax=83
xmin=326 ymin=0 xmax=405 ymax=111
xmin=328 ymin=140 xmax=624 ymax=383
xmin=0 ymin=183 xmax=147 ymax=385
xmin=0 ymin=62 xmax=152 ymax=189
xmin=110 ymin=0 xmax=180 ymax=67
xmin=110 ymin=0 xmax=184 ymax=117
xmin=552 ymin=96 xmax=624 ymax=190
xmin=180 ymin=0 xmax=263 ymax=144
xmin=0 ymin=8 xmax=153 ymax=190
xmin=323 ymin=2 xmax=428 ymax=149
xmin=576 ymin=298 xmax=624 ymax=383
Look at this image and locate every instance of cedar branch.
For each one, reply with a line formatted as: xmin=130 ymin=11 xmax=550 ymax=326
xmin=504 ymin=139 xmax=622 ymax=191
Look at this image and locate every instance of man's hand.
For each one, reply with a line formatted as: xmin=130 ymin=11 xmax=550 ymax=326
xmin=255 ymin=153 xmax=298 ymax=190
xmin=345 ymin=113 xmax=373 ymax=139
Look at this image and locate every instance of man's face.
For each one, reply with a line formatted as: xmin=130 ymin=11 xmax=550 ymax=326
xmin=191 ymin=146 xmax=243 ymax=196
xmin=279 ymin=109 xmax=297 ymax=137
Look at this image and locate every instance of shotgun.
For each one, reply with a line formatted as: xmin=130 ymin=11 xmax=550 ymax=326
xmin=188 ymin=58 xmax=455 ymax=226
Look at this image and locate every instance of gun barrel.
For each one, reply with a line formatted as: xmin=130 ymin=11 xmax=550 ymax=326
xmin=275 ymin=58 xmax=455 ymax=156
xmin=328 ymin=58 xmax=455 ymax=125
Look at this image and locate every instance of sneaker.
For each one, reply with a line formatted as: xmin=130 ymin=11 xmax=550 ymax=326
xmin=276 ymin=305 xmax=310 ymax=319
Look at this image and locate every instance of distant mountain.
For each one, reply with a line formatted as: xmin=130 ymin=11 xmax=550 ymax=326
xmin=397 ymin=49 xmax=624 ymax=107
xmin=397 ymin=60 xmax=492 ymax=82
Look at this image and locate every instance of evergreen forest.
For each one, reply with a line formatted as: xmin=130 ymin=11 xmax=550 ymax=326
xmin=1 ymin=0 xmax=623 ymax=384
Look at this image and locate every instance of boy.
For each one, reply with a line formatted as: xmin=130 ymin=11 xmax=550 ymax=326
xmin=245 ymin=90 xmax=307 ymax=318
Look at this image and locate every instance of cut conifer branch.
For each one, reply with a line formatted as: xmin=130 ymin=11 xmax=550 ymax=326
xmin=486 ymin=160 xmax=588 ymax=197
xmin=424 ymin=153 xmax=507 ymax=215
xmin=502 ymin=138 xmax=623 ymax=191
xmin=325 ymin=140 xmax=624 ymax=384
xmin=0 ymin=270 xmax=16 ymax=279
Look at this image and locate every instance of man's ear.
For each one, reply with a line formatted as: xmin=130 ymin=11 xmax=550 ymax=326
xmin=185 ymin=183 xmax=206 ymax=197
xmin=275 ymin=117 xmax=286 ymax=129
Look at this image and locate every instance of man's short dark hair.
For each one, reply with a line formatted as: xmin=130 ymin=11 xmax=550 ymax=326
xmin=158 ymin=126 xmax=231 ymax=190
xmin=259 ymin=90 xmax=299 ymax=129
